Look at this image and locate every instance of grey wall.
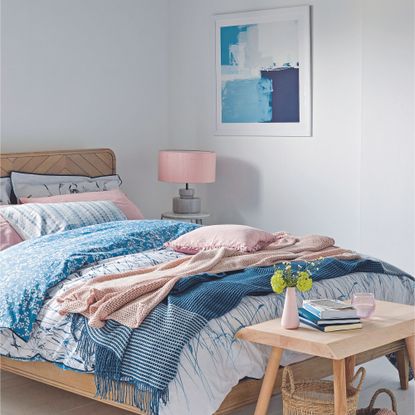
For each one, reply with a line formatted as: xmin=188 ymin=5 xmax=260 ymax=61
xmin=1 ymin=0 xmax=171 ymax=217
xmin=1 ymin=0 xmax=414 ymax=272
xmin=360 ymin=0 xmax=415 ymax=273
xmin=167 ymin=0 xmax=415 ymax=273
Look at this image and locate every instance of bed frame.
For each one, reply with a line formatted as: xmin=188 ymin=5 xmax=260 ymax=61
xmin=0 ymin=148 xmax=410 ymax=414
xmin=0 ymin=148 xmax=116 ymax=177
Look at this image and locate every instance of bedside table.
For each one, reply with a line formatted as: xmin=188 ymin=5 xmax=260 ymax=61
xmin=160 ymin=212 xmax=210 ymax=225
xmin=236 ymin=300 xmax=415 ymax=415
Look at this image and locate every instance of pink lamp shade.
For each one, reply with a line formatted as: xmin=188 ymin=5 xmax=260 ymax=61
xmin=158 ymin=150 xmax=216 ymax=184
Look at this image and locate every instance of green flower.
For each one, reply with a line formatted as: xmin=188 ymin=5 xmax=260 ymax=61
xmin=271 ymin=271 xmax=287 ymax=294
xmin=296 ymin=275 xmax=312 ymax=292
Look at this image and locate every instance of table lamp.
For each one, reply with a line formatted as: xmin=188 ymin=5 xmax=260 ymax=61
xmin=158 ymin=150 xmax=216 ymax=214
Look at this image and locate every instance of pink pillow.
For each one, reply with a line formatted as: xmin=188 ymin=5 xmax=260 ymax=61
xmin=0 ymin=211 xmax=23 ymax=250
xmin=165 ymin=224 xmax=278 ymax=254
xmin=19 ymin=189 xmax=143 ymax=220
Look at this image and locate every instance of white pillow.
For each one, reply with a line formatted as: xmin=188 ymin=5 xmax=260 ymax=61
xmin=0 ymin=177 xmax=12 ymax=205
xmin=11 ymin=171 xmax=122 ymax=200
xmin=0 ymin=200 xmax=127 ymax=240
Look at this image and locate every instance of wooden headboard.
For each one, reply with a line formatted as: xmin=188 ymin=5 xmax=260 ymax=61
xmin=0 ymin=148 xmax=116 ymax=177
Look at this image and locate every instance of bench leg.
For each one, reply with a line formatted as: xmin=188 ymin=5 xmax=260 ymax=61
xmin=254 ymin=347 xmax=283 ymax=415
xmin=405 ymin=336 xmax=414 ymax=382
xmin=333 ymin=359 xmax=347 ymax=415
xmin=396 ymin=349 xmax=409 ymax=389
xmin=345 ymin=355 xmax=356 ymax=384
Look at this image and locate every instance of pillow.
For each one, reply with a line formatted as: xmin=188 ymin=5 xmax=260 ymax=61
xmin=11 ymin=171 xmax=122 ymax=200
xmin=0 ymin=211 xmax=23 ymax=250
xmin=165 ymin=224 xmax=278 ymax=254
xmin=0 ymin=177 xmax=12 ymax=204
xmin=20 ymin=189 xmax=143 ymax=220
xmin=0 ymin=200 xmax=127 ymax=240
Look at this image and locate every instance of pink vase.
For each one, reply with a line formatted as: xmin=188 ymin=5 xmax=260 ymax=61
xmin=281 ymin=287 xmax=299 ymax=329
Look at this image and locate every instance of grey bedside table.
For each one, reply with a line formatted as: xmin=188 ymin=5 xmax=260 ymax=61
xmin=160 ymin=212 xmax=210 ymax=225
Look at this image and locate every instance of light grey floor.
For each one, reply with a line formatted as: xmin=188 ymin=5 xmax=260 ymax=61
xmin=1 ymin=357 xmax=413 ymax=415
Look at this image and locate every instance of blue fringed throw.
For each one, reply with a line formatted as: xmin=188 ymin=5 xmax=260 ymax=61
xmin=73 ymin=258 xmax=412 ymax=415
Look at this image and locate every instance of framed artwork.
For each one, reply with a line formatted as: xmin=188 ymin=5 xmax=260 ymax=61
xmin=215 ymin=6 xmax=311 ymax=136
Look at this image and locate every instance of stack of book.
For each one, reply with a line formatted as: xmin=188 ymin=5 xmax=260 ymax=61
xmin=299 ymin=299 xmax=362 ymax=332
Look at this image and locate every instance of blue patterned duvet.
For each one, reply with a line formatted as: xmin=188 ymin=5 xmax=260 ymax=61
xmin=0 ymin=220 xmax=197 ymax=340
xmin=1 ymin=222 xmax=414 ymax=415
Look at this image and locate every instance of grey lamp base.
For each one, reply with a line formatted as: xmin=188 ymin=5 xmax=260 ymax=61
xmin=173 ymin=197 xmax=201 ymax=214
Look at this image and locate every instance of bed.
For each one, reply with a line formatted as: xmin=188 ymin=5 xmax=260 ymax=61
xmin=0 ymin=148 xmax=413 ymax=415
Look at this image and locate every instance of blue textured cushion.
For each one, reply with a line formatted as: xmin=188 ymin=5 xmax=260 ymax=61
xmin=1 ymin=200 xmax=127 ymax=240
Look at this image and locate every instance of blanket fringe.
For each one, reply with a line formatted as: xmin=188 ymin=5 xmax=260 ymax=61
xmin=95 ymin=375 xmax=169 ymax=415
xmin=71 ymin=314 xmax=97 ymax=367
xmin=71 ymin=315 xmax=168 ymax=415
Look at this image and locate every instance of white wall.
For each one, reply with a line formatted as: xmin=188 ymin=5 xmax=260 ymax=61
xmin=360 ymin=0 xmax=414 ymax=273
xmin=1 ymin=0 xmax=414 ymax=273
xmin=1 ymin=0 xmax=171 ymax=217
xmin=168 ymin=0 xmax=362 ymax=245
xmin=167 ymin=0 xmax=414 ymax=273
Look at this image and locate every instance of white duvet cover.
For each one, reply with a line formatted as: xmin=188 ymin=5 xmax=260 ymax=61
xmin=1 ymin=248 xmax=413 ymax=415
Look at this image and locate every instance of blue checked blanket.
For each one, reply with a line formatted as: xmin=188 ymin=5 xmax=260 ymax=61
xmin=0 ymin=220 xmax=198 ymax=341
xmin=73 ymin=258 xmax=411 ymax=415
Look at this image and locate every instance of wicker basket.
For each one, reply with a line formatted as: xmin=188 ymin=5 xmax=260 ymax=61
xmin=356 ymin=388 xmax=397 ymax=415
xmin=281 ymin=366 xmax=366 ymax=415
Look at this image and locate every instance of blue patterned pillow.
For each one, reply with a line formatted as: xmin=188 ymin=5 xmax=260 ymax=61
xmin=11 ymin=171 xmax=122 ymax=200
xmin=0 ymin=177 xmax=12 ymax=204
xmin=1 ymin=201 xmax=127 ymax=240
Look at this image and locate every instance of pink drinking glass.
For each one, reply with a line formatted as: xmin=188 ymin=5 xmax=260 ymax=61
xmin=351 ymin=293 xmax=376 ymax=319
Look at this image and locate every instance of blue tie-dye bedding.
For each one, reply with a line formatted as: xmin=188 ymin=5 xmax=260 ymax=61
xmin=0 ymin=223 xmax=414 ymax=415
xmin=0 ymin=220 xmax=198 ymax=341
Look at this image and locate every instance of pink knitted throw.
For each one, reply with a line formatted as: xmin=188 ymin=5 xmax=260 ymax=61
xmin=57 ymin=233 xmax=358 ymax=329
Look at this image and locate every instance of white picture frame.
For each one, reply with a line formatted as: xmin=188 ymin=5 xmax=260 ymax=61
xmin=215 ymin=6 xmax=311 ymax=137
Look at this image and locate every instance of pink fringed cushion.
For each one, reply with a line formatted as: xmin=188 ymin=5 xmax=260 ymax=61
xmin=0 ymin=211 xmax=23 ymax=250
xmin=19 ymin=189 xmax=144 ymax=220
xmin=166 ymin=224 xmax=277 ymax=254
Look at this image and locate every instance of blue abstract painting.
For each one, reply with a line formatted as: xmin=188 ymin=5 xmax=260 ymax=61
xmin=220 ymin=21 xmax=299 ymax=124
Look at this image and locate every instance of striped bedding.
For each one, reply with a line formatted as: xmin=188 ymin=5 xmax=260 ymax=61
xmin=0 ymin=200 xmax=126 ymax=240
